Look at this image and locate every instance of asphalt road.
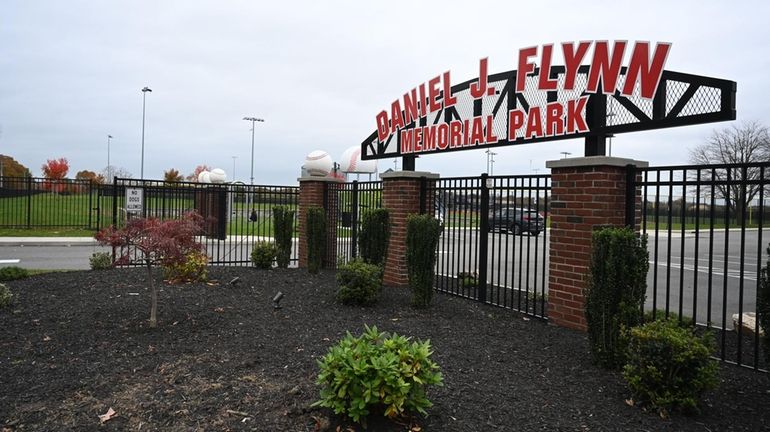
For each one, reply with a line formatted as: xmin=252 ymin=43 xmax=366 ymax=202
xmin=1 ymin=228 xmax=767 ymax=329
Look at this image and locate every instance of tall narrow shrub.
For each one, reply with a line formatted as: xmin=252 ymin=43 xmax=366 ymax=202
xmin=359 ymin=209 xmax=390 ymax=267
xmin=273 ymin=206 xmax=295 ymax=268
xmin=306 ymin=206 xmax=327 ymax=274
xmin=406 ymin=214 xmax=442 ymax=308
xmin=585 ymin=227 xmax=649 ymax=369
xmin=758 ymin=243 xmax=770 ymax=364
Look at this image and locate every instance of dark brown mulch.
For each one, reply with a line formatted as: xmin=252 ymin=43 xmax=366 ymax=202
xmin=1 ymin=267 xmax=769 ymax=431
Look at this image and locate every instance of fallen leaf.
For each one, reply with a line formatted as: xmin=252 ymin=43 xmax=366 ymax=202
xmin=214 ymin=307 xmax=225 ymax=313
xmin=43 ymin=335 xmax=51 ymax=342
xmin=624 ymin=399 xmax=634 ymax=407
xmin=98 ymin=407 xmax=116 ymax=424
xmin=226 ymin=409 xmax=249 ymax=417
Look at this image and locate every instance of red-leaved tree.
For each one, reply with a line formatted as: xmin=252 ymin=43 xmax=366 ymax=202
xmin=95 ymin=212 xmax=205 ymax=328
xmin=42 ymin=157 xmax=70 ymax=192
xmin=186 ymin=164 xmax=211 ymax=182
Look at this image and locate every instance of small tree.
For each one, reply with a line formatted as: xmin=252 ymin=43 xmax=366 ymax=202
xmin=585 ymin=227 xmax=649 ymax=369
xmin=0 ymin=154 xmax=31 ymax=178
xmin=75 ymin=170 xmax=105 ymax=184
xmin=42 ymin=157 xmax=69 ymax=192
xmin=95 ymin=212 xmax=205 ymax=328
xmin=164 ymin=168 xmax=184 ymax=183
xmin=273 ymin=206 xmax=295 ymax=268
xmin=359 ymin=209 xmax=390 ymax=267
xmin=306 ymin=207 xmax=326 ymax=274
xmin=406 ymin=214 xmax=442 ymax=308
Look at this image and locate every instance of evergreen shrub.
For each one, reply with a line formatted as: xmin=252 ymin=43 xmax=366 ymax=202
xmin=406 ymin=214 xmax=442 ymax=308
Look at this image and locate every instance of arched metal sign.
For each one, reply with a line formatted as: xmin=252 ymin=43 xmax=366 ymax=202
xmin=360 ymin=41 xmax=736 ymax=163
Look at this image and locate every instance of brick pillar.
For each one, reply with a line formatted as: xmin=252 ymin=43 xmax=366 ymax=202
xmin=381 ymin=171 xmax=439 ymax=287
xmin=298 ymin=176 xmax=343 ymax=269
xmin=545 ymin=156 xmax=648 ymax=331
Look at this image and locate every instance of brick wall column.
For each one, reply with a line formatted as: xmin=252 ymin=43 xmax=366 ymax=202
xmin=381 ymin=171 xmax=439 ymax=287
xmin=298 ymin=176 xmax=343 ymax=269
xmin=545 ymin=156 xmax=648 ymax=331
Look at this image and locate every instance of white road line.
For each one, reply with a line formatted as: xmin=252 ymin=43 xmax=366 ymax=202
xmin=0 ymin=259 xmax=21 ymax=264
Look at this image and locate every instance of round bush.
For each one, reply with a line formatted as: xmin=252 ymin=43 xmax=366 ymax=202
xmin=251 ymin=242 xmax=277 ymax=270
xmin=313 ymin=326 xmax=443 ymax=426
xmin=0 ymin=283 xmax=12 ymax=308
xmin=336 ymin=259 xmax=382 ymax=306
xmin=0 ymin=266 xmax=30 ymax=282
xmin=163 ymin=250 xmax=209 ymax=283
xmin=89 ymin=252 xmax=113 ymax=270
xmin=623 ymin=319 xmax=719 ymax=415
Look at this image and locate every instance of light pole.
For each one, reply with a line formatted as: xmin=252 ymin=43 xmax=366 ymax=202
xmin=242 ymin=117 xmax=265 ymax=185
xmin=560 ymin=151 xmax=571 ymax=159
xmin=107 ymin=134 xmax=113 ymax=181
xmin=231 ymin=155 xmax=238 ymax=182
xmin=485 ymin=149 xmax=497 ymax=175
xmin=140 ymin=86 xmax=152 ymax=179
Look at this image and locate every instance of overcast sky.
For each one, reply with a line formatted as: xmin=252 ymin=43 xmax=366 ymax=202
xmin=2 ymin=1 xmax=768 ymax=184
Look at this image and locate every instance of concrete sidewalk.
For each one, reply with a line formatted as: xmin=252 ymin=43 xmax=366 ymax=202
xmin=0 ymin=237 xmax=98 ymax=246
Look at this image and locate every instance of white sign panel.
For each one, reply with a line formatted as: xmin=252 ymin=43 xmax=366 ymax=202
xmin=125 ymin=187 xmax=144 ymax=213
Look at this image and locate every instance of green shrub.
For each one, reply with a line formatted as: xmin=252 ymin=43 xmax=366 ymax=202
xmin=0 ymin=283 xmax=12 ymax=308
xmin=273 ymin=206 xmax=295 ymax=268
xmin=458 ymin=271 xmax=478 ymax=289
xmin=406 ymin=214 xmax=442 ymax=308
xmin=89 ymin=252 xmax=112 ymax=270
xmin=163 ymin=250 xmax=208 ymax=283
xmin=359 ymin=209 xmax=390 ymax=267
xmin=758 ymin=243 xmax=770 ymax=365
xmin=313 ymin=325 xmax=443 ymax=426
xmin=251 ymin=241 xmax=277 ymax=270
xmin=0 ymin=266 xmax=30 ymax=282
xmin=585 ymin=227 xmax=648 ymax=369
xmin=336 ymin=259 xmax=382 ymax=306
xmin=306 ymin=207 xmax=327 ymax=274
xmin=643 ymin=309 xmax=694 ymax=327
xmin=623 ymin=319 xmax=719 ymax=415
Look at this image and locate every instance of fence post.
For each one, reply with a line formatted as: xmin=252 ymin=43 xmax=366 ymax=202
xmin=112 ymin=177 xmax=119 ymax=228
xmin=351 ymin=180 xmax=359 ymax=259
xmin=87 ymin=181 xmax=93 ymax=229
xmin=478 ymin=173 xmax=490 ymax=302
xmin=26 ymin=176 xmax=32 ymax=229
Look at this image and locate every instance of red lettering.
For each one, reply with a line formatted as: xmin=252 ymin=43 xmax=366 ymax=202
xmin=562 ymin=41 xmax=591 ymax=90
xmin=537 ymin=44 xmax=557 ymax=90
xmin=463 ymin=119 xmax=470 ymax=145
xmin=428 ymin=75 xmax=441 ymax=112
xmin=587 ymin=40 xmax=627 ymax=95
xmin=470 ymin=116 xmax=484 ymax=145
xmin=414 ymin=128 xmax=423 ymax=152
xmin=484 ymin=115 xmax=498 ymax=142
xmin=376 ymin=110 xmax=389 ymax=142
xmin=525 ymin=106 xmax=543 ymax=138
xmin=508 ymin=109 xmax=525 ymax=140
xmin=470 ymin=57 xmax=489 ymax=99
xmin=545 ymin=101 xmax=564 ymax=136
xmin=403 ymin=88 xmax=419 ymax=125
xmin=442 ymin=71 xmax=457 ymax=107
xmin=449 ymin=121 xmax=462 ymax=147
xmin=390 ymin=99 xmax=405 ymax=133
xmin=437 ymin=124 xmax=449 ymax=149
xmin=622 ymin=41 xmax=671 ymax=99
xmin=400 ymin=129 xmax=414 ymax=154
xmin=566 ymin=96 xmax=589 ymax=133
xmin=516 ymin=46 xmax=537 ymax=92
xmin=424 ymin=125 xmax=437 ymax=151
xmin=418 ymin=83 xmax=427 ymax=117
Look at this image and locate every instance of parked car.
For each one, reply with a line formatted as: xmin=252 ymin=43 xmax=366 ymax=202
xmin=488 ymin=208 xmax=544 ymax=235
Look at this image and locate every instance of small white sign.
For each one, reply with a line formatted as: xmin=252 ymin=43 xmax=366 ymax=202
xmin=125 ymin=187 xmax=144 ymax=212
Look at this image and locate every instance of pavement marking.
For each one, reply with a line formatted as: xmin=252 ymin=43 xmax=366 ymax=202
xmin=0 ymin=259 xmax=21 ymax=264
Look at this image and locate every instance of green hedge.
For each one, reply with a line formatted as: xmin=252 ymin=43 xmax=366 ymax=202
xmin=406 ymin=214 xmax=442 ymax=308
xmin=359 ymin=209 xmax=390 ymax=267
xmin=758 ymin=243 xmax=770 ymax=364
xmin=273 ymin=206 xmax=295 ymax=268
xmin=336 ymin=259 xmax=382 ymax=306
xmin=306 ymin=207 xmax=327 ymax=274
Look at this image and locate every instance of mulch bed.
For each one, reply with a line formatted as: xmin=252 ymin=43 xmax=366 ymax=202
xmin=1 ymin=267 xmax=769 ymax=431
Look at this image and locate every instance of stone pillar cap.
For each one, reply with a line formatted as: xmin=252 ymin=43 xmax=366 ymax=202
xmin=380 ymin=170 xmax=439 ymax=180
xmin=545 ymin=156 xmax=649 ymax=169
xmin=297 ymin=176 xmax=345 ymax=183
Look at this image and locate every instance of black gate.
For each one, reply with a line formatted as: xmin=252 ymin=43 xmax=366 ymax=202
xmin=429 ymin=174 xmax=551 ymax=319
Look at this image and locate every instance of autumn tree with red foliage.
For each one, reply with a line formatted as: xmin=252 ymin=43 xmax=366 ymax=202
xmin=95 ymin=212 xmax=206 ymax=328
xmin=41 ymin=157 xmax=70 ymax=192
xmin=186 ymin=164 xmax=211 ymax=182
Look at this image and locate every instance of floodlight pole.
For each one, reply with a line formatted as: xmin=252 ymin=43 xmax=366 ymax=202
xmin=242 ymin=117 xmax=265 ymax=185
xmin=107 ymin=134 xmax=113 ymax=180
xmin=140 ymin=86 xmax=152 ymax=179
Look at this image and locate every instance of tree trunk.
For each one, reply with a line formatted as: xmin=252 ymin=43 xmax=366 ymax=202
xmin=146 ymin=258 xmax=157 ymax=328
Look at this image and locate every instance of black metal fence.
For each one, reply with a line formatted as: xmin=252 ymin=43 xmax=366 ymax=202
xmin=330 ymin=180 xmax=384 ymax=266
xmin=111 ymin=178 xmax=299 ymax=266
xmin=430 ymin=174 xmax=551 ymax=319
xmin=634 ymin=162 xmax=770 ymax=371
xmin=0 ymin=176 xmax=107 ymax=230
